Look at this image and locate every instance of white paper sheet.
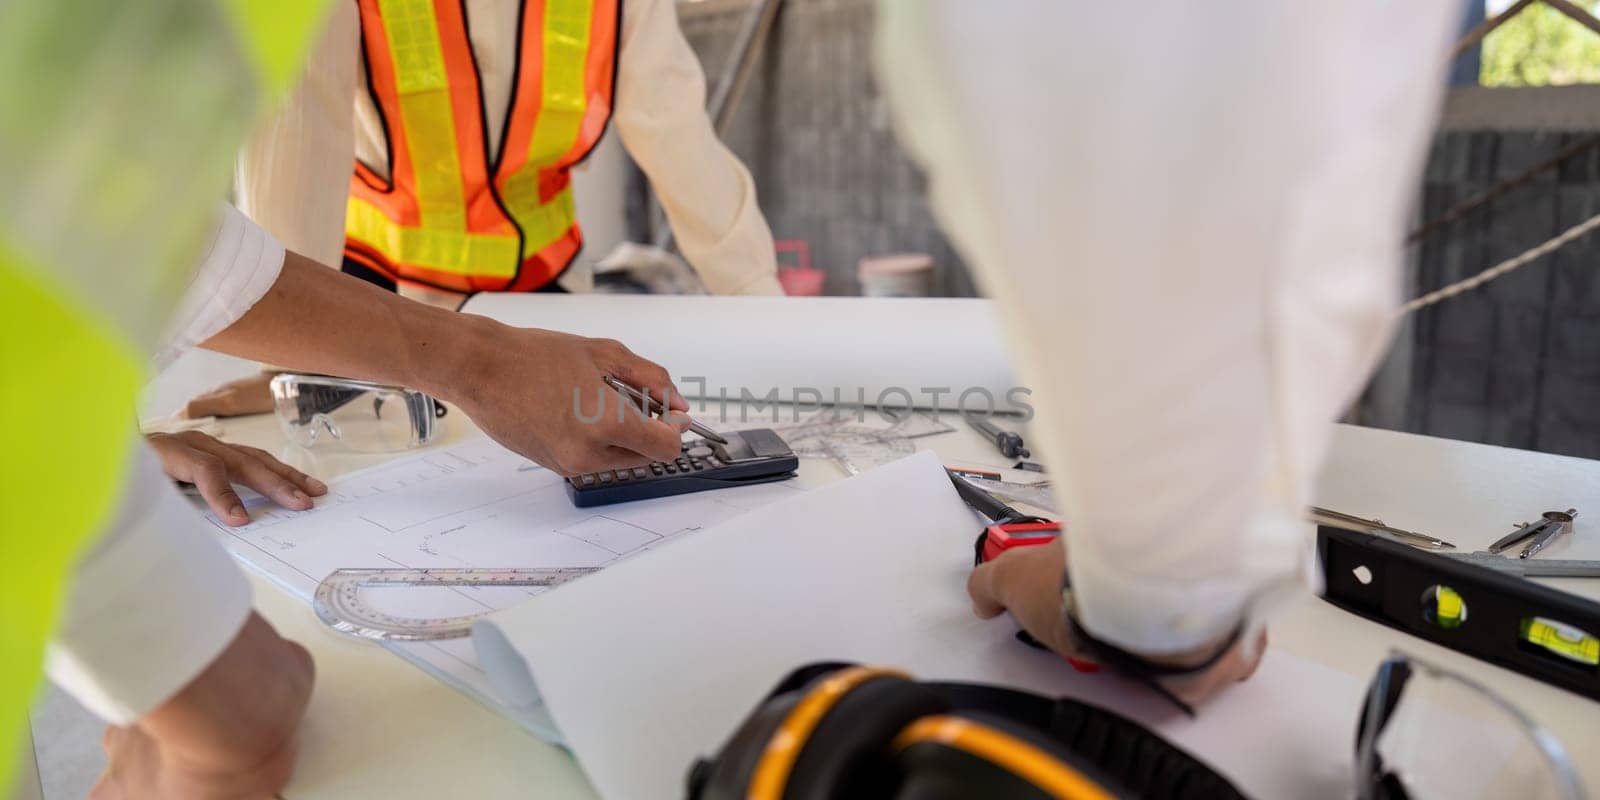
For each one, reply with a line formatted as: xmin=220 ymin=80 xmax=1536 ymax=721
xmin=476 ymin=452 xmax=1368 ymax=799
xmin=461 ymin=294 xmax=1024 ymax=413
xmin=204 ymin=436 xmax=805 ymax=736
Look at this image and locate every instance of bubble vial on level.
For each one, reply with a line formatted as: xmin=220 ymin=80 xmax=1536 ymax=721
xmin=1421 ymin=585 xmax=1468 ymax=630
xmin=1520 ymin=617 xmax=1600 ymax=667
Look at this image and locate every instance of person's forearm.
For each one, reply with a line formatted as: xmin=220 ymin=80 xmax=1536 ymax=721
xmin=880 ymin=1 xmax=1457 ymax=655
xmin=199 ymin=251 xmax=490 ymax=400
xmin=95 ymin=613 xmax=313 ymax=797
xmin=135 ymin=614 xmax=311 ymax=772
xmin=198 ymin=250 xmax=689 ymax=473
xmin=613 ymin=0 xmax=781 ymax=296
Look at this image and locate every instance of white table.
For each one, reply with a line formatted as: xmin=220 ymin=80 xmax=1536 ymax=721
xmin=116 ymin=351 xmax=1600 ymax=797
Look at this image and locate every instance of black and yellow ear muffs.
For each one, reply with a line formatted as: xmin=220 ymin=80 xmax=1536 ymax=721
xmin=687 ymin=663 xmax=1247 ymax=800
xmin=891 ymin=711 xmax=1124 ymax=800
xmin=687 ymin=664 xmax=949 ymax=800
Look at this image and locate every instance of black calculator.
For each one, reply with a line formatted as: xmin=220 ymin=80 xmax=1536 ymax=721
xmin=564 ymin=428 xmax=799 ymax=507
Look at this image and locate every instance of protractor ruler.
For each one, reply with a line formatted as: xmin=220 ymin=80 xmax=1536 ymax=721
xmin=778 ymin=423 xmax=915 ymax=475
xmin=313 ymin=567 xmax=597 ymax=642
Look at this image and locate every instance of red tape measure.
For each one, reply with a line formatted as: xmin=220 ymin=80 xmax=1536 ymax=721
xmin=978 ymin=520 xmax=1061 ymax=563
xmin=974 ymin=520 xmax=1099 ymax=674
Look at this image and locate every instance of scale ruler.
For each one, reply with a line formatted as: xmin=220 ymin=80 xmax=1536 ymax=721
xmin=1439 ymin=551 xmax=1600 ymax=578
xmin=313 ymin=567 xmax=598 ymax=641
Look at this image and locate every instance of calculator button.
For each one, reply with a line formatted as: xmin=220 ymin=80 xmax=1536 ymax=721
xmin=675 ymin=459 xmax=691 ymax=469
xmin=650 ymin=464 xmax=665 ymax=475
xmin=691 ymin=461 xmax=707 ymax=470
xmin=614 ymin=470 xmax=631 ymax=481
xmin=597 ymin=472 xmax=614 ymax=484
xmin=663 ymin=463 xmax=677 ymax=474
xmin=580 ymin=475 xmax=596 ymax=487
xmin=632 ymin=468 xmax=649 ymax=479
xmin=686 ymin=445 xmax=714 ymax=459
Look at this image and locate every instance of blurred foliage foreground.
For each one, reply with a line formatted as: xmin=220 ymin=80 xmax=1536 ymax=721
xmin=1482 ymin=1 xmax=1600 ymax=86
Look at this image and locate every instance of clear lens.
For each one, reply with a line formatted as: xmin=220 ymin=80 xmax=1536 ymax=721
xmin=1361 ymin=657 xmax=1581 ymax=800
xmin=271 ymin=374 xmax=441 ymax=453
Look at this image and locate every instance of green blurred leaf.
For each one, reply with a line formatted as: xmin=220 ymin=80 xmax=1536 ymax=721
xmin=1481 ymin=1 xmax=1600 ymax=86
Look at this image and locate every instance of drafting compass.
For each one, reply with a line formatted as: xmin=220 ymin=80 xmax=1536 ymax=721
xmin=1486 ymin=509 xmax=1578 ymax=560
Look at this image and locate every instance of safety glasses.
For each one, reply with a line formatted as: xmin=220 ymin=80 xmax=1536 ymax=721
xmin=271 ymin=373 xmax=446 ymax=453
xmin=1356 ymin=650 xmax=1583 ymax=800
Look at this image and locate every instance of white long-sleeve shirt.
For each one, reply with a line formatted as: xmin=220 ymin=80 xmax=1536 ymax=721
xmin=878 ymin=2 xmax=1459 ymax=655
xmin=51 ymin=0 xmax=1463 ymax=721
xmin=48 ymin=205 xmax=286 ymax=723
xmin=236 ymin=0 xmax=782 ymax=298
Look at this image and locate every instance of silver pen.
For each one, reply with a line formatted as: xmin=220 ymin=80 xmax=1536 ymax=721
xmin=1309 ymin=506 xmax=1458 ymax=550
xmin=601 ymin=375 xmax=728 ymax=445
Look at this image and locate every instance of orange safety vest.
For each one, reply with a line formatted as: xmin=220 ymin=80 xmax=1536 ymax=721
xmin=345 ymin=0 xmax=619 ymax=293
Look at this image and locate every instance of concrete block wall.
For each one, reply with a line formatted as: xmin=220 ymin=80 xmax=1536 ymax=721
xmin=1363 ymin=131 xmax=1600 ymax=459
xmin=674 ymin=0 xmax=977 ymax=297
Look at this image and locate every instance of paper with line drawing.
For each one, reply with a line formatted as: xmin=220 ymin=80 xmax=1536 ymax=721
xmin=203 ymin=436 xmax=805 ymax=734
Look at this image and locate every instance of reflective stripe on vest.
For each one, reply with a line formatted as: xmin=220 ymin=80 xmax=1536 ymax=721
xmin=346 ymin=0 xmax=618 ymax=293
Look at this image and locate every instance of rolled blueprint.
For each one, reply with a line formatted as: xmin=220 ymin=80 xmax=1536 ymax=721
xmin=461 ymin=293 xmax=1026 ymax=413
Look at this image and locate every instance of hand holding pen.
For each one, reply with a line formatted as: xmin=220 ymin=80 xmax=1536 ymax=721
xmin=603 ymin=375 xmax=727 ymax=444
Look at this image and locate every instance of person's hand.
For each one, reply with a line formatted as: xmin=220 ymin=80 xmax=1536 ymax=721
xmin=967 ymin=537 xmax=1266 ymax=707
xmin=440 ymin=321 xmax=690 ymax=475
xmin=90 ymin=613 xmax=314 ymax=799
xmin=146 ymin=431 xmax=327 ymax=525
xmin=181 ymin=373 xmax=278 ymax=419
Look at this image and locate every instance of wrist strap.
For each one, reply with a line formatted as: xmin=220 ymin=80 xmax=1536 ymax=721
xmin=1060 ymin=581 xmax=1244 ymax=718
